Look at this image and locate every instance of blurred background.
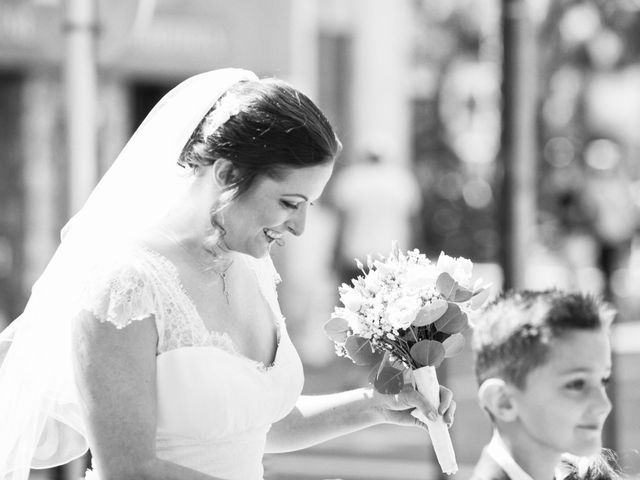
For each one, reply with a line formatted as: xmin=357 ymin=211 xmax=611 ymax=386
xmin=1 ymin=0 xmax=639 ymax=478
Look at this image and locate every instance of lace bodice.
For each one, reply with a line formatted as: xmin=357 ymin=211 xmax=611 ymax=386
xmin=82 ymin=244 xmax=282 ymax=360
xmin=79 ymin=244 xmax=304 ymax=480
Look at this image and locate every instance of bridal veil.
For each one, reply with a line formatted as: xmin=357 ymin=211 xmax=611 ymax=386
xmin=0 ymin=68 xmax=258 ymax=479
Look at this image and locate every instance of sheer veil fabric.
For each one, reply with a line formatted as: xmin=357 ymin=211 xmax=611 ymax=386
xmin=0 ymin=68 xmax=258 ymax=479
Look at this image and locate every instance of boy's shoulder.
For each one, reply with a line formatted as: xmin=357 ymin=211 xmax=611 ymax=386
xmin=470 ymin=446 xmax=512 ymax=480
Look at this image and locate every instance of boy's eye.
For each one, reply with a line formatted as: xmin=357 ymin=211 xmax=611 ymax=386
xmin=601 ymin=376 xmax=611 ymax=387
xmin=565 ymin=379 xmax=586 ymax=390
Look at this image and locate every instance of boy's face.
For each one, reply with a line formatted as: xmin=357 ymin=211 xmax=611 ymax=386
xmin=509 ymin=328 xmax=612 ymax=457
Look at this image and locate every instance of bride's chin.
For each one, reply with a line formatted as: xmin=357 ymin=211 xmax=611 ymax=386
xmin=241 ymin=239 xmax=271 ymax=259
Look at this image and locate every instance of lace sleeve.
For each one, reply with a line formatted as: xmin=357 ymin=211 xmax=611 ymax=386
xmin=80 ymin=252 xmax=159 ymax=330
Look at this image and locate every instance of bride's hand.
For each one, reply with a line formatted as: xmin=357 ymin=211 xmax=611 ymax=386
xmin=371 ymin=384 xmax=456 ymax=430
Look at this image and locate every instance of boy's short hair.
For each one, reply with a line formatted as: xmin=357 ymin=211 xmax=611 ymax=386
xmin=472 ymin=289 xmax=615 ymax=389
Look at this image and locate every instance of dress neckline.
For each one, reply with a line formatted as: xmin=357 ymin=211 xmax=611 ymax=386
xmin=136 ymin=244 xmax=283 ymax=372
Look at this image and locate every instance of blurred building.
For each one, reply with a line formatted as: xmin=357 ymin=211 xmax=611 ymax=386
xmin=0 ymin=0 xmax=417 ymax=315
xmin=1 ymin=1 xmax=639 ymax=479
xmin=0 ymin=0 xmax=304 ymax=323
xmin=0 ymin=1 xmax=424 ymax=479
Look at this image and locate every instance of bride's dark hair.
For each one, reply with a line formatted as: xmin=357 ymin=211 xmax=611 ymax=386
xmin=178 ymin=77 xmax=342 ymax=259
xmin=181 ymin=78 xmax=341 ymax=182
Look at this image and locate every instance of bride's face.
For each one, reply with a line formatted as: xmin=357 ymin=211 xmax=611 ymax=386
xmin=220 ymin=161 xmax=334 ymax=258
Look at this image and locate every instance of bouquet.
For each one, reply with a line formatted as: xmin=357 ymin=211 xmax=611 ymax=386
xmin=324 ymin=243 xmax=491 ymax=475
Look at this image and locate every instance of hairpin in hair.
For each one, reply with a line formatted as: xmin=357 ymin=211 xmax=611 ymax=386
xmin=202 ymin=94 xmax=243 ymax=138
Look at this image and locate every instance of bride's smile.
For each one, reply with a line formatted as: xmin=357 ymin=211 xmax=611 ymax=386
xmin=218 ymin=161 xmax=334 ymax=258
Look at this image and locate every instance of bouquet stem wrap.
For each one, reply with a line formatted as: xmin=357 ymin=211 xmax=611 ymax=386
xmin=411 ymin=366 xmax=458 ymax=475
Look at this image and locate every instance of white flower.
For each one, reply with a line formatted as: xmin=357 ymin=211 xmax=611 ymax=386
xmin=341 ymin=289 xmax=363 ymax=312
xmin=437 ymin=252 xmax=473 ymax=287
xmin=364 ymin=270 xmax=384 ymax=294
xmin=327 ymin=243 xmax=480 ymax=388
xmin=341 ymin=310 xmax=363 ymax=334
xmin=404 ymin=263 xmax=438 ymax=291
xmin=374 ymin=261 xmax=394 ymax=277
xmin=385 ymin=296 xmax=421 ymax=330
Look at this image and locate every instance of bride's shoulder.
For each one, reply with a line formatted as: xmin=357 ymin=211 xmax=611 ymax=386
xmin=79 ymin=242 xmax=168 ymax=329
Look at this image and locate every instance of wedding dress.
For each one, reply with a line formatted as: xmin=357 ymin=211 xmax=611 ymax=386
xmin=0 ymin=69 xmax=301 ymax=480
xmin=81 ymin=243 xmax=303 ymax=480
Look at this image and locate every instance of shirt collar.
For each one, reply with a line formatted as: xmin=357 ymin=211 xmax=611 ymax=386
xmin=486 ymin=430 xmax=536 ymax=480
xmin=486 ymin=430 xmax=566 ymax=480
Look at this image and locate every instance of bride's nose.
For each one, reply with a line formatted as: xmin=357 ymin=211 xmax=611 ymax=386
xmin=285 ymin=206 xmax=308 ymax=236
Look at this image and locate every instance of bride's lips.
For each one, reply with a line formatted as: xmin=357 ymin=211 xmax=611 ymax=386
xmin=263 ymin=228 xmax=285 ymax=246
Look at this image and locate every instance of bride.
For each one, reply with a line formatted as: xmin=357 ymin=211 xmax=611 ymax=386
xmin=0 ymin=68 xmax=455 ymax=480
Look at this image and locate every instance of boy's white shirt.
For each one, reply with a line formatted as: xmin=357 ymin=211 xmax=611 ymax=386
xmin=487 ymin=430 xmax=535 ymax=480
xmin=487 ymin=430 xmax=565 ymax=480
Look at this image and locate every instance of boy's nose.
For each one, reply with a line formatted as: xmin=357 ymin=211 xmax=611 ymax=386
xmin=592 ymin=387 xmax=612 ymax=418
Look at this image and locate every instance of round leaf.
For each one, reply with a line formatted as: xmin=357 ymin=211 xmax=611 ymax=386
xmin=442 ymin=333 xmax=465 ymax=358
xmin=434 ymin=303 xmax=469 ymax=334
xmin=399 ymin=327 xmax=419 ymax=344
xmin=324 ymin=317 xmax=349 ymax=344
xmin=410 ymin=340 xmax=445 ymax=368
xmin=412 ymin=299 xmax=448 ymax=327
xmin=344 ymin=336 xmax=380 ymax=366
xmin=371 ymin=366 xmax=405 ymax=395
xmin=436 ymin=272 xmax=456 ymax=299
xmin=471 ymin=287 xmax=491 ymax=310
xmin=452 ymin=286 xmax=473 ymax=302
xmin=436 ymin=271 xmax=474 ymax=302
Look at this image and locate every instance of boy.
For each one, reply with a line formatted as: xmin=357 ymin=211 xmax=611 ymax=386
xmin=470 ymin=290 xmax=614 ymax=480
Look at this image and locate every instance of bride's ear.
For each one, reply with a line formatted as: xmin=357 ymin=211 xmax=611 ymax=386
xmin=478 ymin=378 xmax=518 ymax=422
xmin=212 ymin=158 xmax=238 ymax=187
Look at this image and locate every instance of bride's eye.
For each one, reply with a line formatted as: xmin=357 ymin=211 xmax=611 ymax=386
xmin=280 ymin=200 xmax=299 ymax=210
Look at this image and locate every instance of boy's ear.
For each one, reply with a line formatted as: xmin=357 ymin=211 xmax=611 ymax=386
xmin=478 ymin=378 xmax=518 ymax=422
xmin=212 ymin=158 xmax=238 ymax=187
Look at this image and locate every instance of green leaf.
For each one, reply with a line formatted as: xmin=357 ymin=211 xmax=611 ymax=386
xmin=436 ymin=272 xmax=456 ymax=299
xmin=371 ymin=365 xmax=405 ymax=395
xmin=452 ymin=286 xmax=473 ymax=302
xmin=471 ymin=287 xmax=491 ymax=310
xmin=409 ymin=340 xmax=445 ymax=367
xmin=436 ymin=271 xmax=473 ymax=302
xmin=370 ymin=351 xmax=391 ymax=381
xmin=434 ymin=303 xmax=469 ymax=334
xmin=344 ymin=336 xmax=380 ymax=366
xmin=399 ymin=327 xmax=419 ymax=344
xmin=442 ymin=333 xmax=465 ymax=358
xmin=324 ymin=317 xmax=349 ymax=344
xmin=412 ymin=299 xmax=448 ymax=327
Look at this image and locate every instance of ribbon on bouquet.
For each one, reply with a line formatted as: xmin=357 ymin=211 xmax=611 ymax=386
xmin=410 ymin=365 xmax=458 ymax=475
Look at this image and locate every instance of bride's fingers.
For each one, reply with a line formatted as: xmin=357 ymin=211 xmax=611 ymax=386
xmin=443 ymin=399 xmax=456 ymax=427
xmin=399 ymin=386 xmax=438 ymax=421
xmin=438 ymin=385 xmax=454 ymax=415
xmin=386 ymin=409 xmax=426 ymax=428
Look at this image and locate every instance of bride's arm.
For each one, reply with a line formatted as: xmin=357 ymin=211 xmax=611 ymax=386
xmin=264 ymin=385 xmax=455 ymax=453
xmin=72 ymin=312 xmax=224 ymax=480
